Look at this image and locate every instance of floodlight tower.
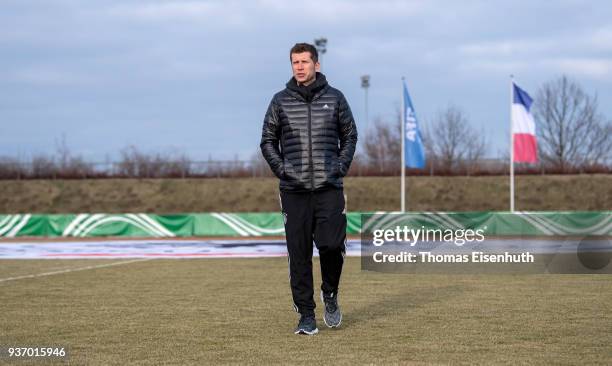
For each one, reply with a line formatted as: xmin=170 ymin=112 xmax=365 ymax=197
xmin=361 ymin=75 xmax=370 ymax=131
xmin=314 ymin=37 xmax=327 ymax=64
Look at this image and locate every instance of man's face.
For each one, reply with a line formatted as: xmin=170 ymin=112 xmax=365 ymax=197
xmin=291 ymin=52 xmax=320 ymax=85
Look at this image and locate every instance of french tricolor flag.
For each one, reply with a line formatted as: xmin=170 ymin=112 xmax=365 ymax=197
xmin=511 ymin=83 xmax=538 ymax=163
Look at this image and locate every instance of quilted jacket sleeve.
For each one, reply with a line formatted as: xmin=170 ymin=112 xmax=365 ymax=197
xmin=337 ymin=93 xmax=358 ymax=176
xmin=260 ymin=97 xmax=284 ymax=179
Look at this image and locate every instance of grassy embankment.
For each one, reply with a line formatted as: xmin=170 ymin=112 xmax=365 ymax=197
xmin=0 ymin=175 xmax=610 ymax=213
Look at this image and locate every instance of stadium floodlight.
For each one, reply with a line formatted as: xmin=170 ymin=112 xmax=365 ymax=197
xmin=361 ymin=75 xmax=370 ymax=131
xmin=314 ymin=37 xmax=327 ymax=64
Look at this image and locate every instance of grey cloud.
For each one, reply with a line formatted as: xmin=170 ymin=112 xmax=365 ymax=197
xmin=1 ymin=0 xmax=611 ymax=160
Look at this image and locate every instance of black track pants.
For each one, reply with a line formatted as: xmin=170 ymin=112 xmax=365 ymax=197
xmin=280 ymin=188 xmax=347 ymax=316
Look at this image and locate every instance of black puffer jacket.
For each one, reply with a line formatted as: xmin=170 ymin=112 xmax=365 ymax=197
xmin=260 ymin=73 xmax=358 ymax=192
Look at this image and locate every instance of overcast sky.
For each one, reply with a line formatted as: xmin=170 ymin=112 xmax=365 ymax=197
xmin=1 ymin=0 xmax=611 ymax=161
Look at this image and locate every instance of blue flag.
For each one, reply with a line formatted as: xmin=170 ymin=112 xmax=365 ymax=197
xmin=403 ymin=81 xmax=425 ymax=168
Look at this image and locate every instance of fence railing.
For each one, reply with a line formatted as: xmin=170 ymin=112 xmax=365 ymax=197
xmin=0 ymin=159 xmax=609 ymax=180
xmin=0 ymin=160 xmax=274 ymax=179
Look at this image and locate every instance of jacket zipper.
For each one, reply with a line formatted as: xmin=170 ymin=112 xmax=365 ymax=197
xmin=307 ymin=103 xmax=314 ymax=191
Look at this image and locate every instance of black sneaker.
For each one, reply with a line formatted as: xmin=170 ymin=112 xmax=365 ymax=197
xmin=294 ymin=314 xmax=318 ymax=335
xmin=321 ymin=291 xmax=342 ymax=328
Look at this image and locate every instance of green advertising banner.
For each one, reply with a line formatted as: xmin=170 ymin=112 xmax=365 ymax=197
xmin=0 ymin=212 xmax=610 ymax=238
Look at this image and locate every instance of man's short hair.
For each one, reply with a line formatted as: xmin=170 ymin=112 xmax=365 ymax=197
xmin=290 ymin=43 xmax=318 ymax=63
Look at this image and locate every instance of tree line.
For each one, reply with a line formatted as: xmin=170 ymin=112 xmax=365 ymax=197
xmin=360 ymin=75 xmax=611 ymax=175
xmin=0 ymin=75 xmax=610 ymax=179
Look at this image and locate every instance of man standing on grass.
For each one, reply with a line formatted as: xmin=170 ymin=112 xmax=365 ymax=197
xmin=260 ymin=42 xmax=358 ymax=335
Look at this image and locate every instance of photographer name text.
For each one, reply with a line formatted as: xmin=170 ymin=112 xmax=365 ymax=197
xmin=372 ymin=251 xmax=535 ymax=263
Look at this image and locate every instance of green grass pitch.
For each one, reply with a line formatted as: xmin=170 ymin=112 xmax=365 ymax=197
xmin=1 ymin=257 xmax=611 ymax=365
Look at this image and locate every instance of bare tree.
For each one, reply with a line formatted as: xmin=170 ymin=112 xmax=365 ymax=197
xmin=0 ymin=156 xmax=23 ymax=179
xmin=31 ymin=155 xmax=57 ymax=178
xmin=55 ymin=133 xmax=72 ymax=171
xmin=251 ymin=149 xmax=274 ymax=177
xmin=53 ymin=134 xmax=95 ymax=177
xmin=362 ymin=116 xmax=400 ymax=174
xmin=463 ymin=133 xmax=488 ymax=175
xmin=533 ymin=75 xmax=612 ymax=171
xmin=117 ymin=146 xmax=190 ymax=178
xmin=423 ymin=105 xmax=487 ymax=173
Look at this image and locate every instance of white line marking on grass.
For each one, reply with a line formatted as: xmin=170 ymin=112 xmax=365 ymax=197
xmin=0 ymin=258 xmax=153 ymax=284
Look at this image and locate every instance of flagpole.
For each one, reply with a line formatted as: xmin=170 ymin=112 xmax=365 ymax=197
xmin=510 ymin=75 xmax=515 ymax=213
xmin=401 ymin=77 xmax=406 ymax=212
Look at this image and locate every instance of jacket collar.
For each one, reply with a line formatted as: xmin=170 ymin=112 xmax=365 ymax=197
xmin=285 ymin=72 xmax=329 ymax=102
